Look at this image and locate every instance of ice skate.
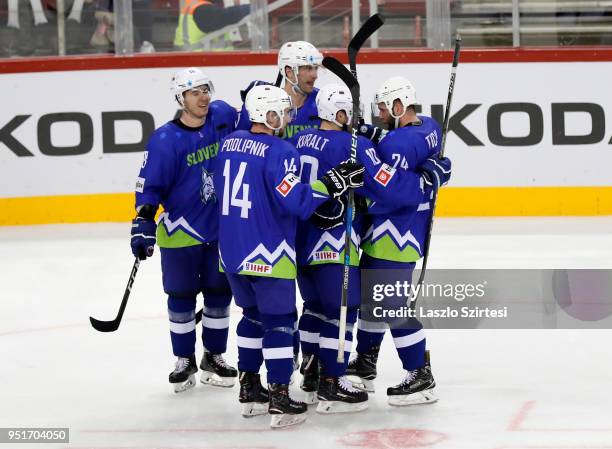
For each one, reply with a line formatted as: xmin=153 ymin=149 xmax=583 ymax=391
xmin=169 ymin=355 xmax=198 ymax=393
xmin=316 ymin=376 xmax=368 ymax=414
xmin=346 ymin=345 xmax=380 ymax=392
xmin=387 ymin=364 xmax=437 ymax=406
xmin=299 ymin=354 xmax=319 ymax=405
xmin=238 ymin=371 xmax=269 ymax=417
xmin=268 ymin=383 xmax=307 ymax=428
xmin=200 ymin=352 xmax=237 ymax=387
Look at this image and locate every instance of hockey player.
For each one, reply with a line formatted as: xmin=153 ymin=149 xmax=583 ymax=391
xmin=130 ymin=67 xmax=239 ymax=393
xmin=236 ymin=40 xmax=323 ymax=138
xmin=214 ymin=84 xmax=365 ymax=428
xmin=235 ymin=41 xmax=325 ymax=374
xmin=290 ymin=84 xmax=444 ymax=413
xmin=347 ymin=76 xmax=452 ymax=406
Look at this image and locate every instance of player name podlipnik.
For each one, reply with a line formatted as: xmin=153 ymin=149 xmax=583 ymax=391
xmin=372 ymin=305 xmax=509 ymax=319
xmin=221 ymin=137 xmax=269 ymax=157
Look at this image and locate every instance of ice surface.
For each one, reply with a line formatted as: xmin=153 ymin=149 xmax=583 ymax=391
xmin=1 ymin=217 xmax=611 ymax=449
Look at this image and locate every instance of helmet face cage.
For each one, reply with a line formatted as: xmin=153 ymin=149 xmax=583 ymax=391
xmin=277 ymin=41 xmax=323 ymax=82
xmin=373 ymin=76 xmax=417 ymax=120
xmin=245 ymin=85 xmax=295 ymax=131
xmin=171 ymin=67 xmax=214 ymax=107
xmin=316 ymin=84 xmax=353 ymax=127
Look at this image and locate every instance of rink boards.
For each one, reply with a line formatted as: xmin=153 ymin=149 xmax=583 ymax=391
xmin=1 ymin=48 xmax=611 ymax=224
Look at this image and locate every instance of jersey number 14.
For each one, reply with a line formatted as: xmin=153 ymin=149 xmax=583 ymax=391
xmin=221 ymin=160 xmax=252 ymax=219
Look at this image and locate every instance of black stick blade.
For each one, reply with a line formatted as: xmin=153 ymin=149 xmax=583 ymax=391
xmin=89 ymin=316 xmax=120 ymax=333
xmin=89 ymin=257 xmax=140 ymax=333
xmin=322 ymin=57 xmax=358 ymax=90
xmin=274 ymin=72 xmax=283 ymax=87
xmin=348 ymin=13 xmax=385 ymax=59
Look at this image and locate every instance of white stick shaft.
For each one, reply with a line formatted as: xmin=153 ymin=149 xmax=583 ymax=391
xmin=336 ymin=305 xmax=348 ymax=363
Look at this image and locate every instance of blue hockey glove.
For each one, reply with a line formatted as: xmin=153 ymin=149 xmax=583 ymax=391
xmin=357 ymin=122 xmax=388 ymax=145
xmin=130 ymin=205 xmax=157 ymax=260
xmin=319 ymin=161 xmax=365 ymax=198
xmin=419 ymin=157 xmax=452 ymax=191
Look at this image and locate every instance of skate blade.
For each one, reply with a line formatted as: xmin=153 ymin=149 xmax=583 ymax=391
xmin=270 ymin=413 xmax=306 ymax=429
xmin=172 ymin=375 xmax=196 ymax=393
xmin=387 ymin=389 xmax=437 ymax=406
xmin=200 ymin=371 xmax=235 ymax=388
xmin=316 ymin=400 xmax=368 ymax=414
xmin=241 ymin=402 xmax=269 ymax=418
xmin=346 ymin=375 xmax=375 ymax=393
xmin=302 ymin=391 xmax=318 ymax=405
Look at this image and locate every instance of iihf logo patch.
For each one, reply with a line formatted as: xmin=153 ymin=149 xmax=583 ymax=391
xmin=276 ymin=173 xmax=299 ymax=197
xmin=374 ymin=163 xmax=396 ymax=186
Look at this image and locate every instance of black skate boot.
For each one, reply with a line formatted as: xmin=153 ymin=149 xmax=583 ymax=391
xmin=268 ymin=383 xmax=307 ymax=428
xmin=169 ymin=354 xmax=198 ymax=393
xmin=346 ymin=345 xmax=380 ymax=392
xmin=200 ymin=352 xmax=237 ymax=387
xmin=387 ymin=355 xmax=436 ymax=406
xmin=316 ymin=376 xmax=369 ymax=414
xmin=238 ymin=371 xmax=269 ymax=417
xmin=299 ymin=354 xmax=319 ymax=405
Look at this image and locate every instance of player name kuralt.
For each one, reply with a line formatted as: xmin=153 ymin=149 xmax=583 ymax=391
xmin=295 ymin=134 xmax=329 ymax=152
xmin=372 ymin=306 xmax=508 ymax=319
xmin=221 ymin=138 xmax=269 ymax=157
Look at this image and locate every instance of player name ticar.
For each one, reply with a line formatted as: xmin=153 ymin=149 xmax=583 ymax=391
xmin=372 ymin=306 xmax=509 ymax=319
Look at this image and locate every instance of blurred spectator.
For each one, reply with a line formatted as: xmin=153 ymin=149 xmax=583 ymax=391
xmin=90 ymin=0 xmax=155 ymax=53
xmin=3 ymin=0 xmax=94 ymax=55
xmin=174 ymin=0 xmax=249 ymax=51
xmin=89 ymin=0 xmax=113 ymax=50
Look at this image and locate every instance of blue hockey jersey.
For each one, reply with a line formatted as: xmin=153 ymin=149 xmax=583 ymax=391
xmin=290 ymin=128 xmax=430 ymax=266
xmin=361 ymin=115 xmax=441 ymax=263
xmin=135 ymin=100 xmax=237 ymax=248
xmin=214 ymin=130 xmax=330 ymax=279
xmin=236 ymin=85 xmax=321 ymax=138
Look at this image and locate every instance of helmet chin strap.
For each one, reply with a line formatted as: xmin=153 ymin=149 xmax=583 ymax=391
xmin=285 ymin=66 xmax=307 ymax=97
xmin=290 ymin=81 xmax=307 ymax=97
xmin=264 ymin=113 xmax=284 ymax=136
xmin=388 ymin=102 xmax=405 ymax=131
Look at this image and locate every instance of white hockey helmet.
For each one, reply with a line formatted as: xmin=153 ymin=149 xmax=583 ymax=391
xmin=171 ymin=67 xmax=215 ymax=107
xmin=316 ymin=84 xmax=353 ymax=127
xmin=277 ymin=41 xmax=323 ymax=80
xmin=373 ymin=76 xmax=418 ymax=119
xmin=245 ymin=84 xmax=296 ymax=131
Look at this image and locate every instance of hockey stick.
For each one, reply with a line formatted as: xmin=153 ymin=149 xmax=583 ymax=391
xmin=338 ymin=14 xmax=385 ymax=363
xmin=410 ymin=34 xmax=462 ymax=312
xmin=90 ymin=258 xmax=140 ymax=332
xmin=326 ymin=15 xmax=385 ymax=364
xmin=348 ymin=13 xmax=385 ymax=79
xmin=274 ymin=72 xmax=283 ymax=87
xmin=322 ymin=56 xmax=361 ymax=364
